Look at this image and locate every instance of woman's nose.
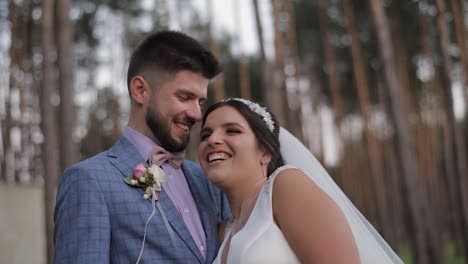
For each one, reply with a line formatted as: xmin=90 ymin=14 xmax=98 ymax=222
xmin=207 ymin=131 xmax=223 ymax=145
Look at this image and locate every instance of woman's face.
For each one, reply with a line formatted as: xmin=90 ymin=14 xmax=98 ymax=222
xmin=198 ymin=106 xmax=267 ymax=189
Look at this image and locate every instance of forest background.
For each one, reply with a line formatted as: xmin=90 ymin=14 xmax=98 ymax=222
xmin=1 ymin=0 xmax=468 ymax=263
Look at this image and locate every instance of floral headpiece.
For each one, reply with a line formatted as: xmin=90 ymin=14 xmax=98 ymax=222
xmin=224 ymin=98 xmax=275 ymax=132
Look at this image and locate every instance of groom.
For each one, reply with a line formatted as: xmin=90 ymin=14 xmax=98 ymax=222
xmin=54 ymin=31 xmax=231 ymax=263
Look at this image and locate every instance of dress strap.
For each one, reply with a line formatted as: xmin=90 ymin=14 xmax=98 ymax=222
xmin=266 ymin=165 xmax=302 ymax=201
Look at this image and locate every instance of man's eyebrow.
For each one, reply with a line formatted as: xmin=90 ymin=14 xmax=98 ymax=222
xmin=176 ymin=89 xmax=195 ymax=96
xmin=177 ymin=89 xmax=207 ymax=102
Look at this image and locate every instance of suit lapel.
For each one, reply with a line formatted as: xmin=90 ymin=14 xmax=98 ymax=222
xmin=107 ymin=137 xmax=204 ymax=263
xmin=107 ymin=136 xmax=145 ymax=178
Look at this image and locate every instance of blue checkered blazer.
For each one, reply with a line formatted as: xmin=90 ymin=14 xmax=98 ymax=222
xmin=54 ymin=136 xmax=231 ymax=264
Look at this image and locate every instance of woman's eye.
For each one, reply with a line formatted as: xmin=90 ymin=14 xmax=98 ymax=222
xmin=226 ymin=128 xmax=240 ymax=134
xmin=200 ymin=133 xmax=210 ymax=141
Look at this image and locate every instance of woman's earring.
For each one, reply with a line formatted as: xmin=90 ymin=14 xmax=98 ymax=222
xmin=260 ymin=161 xmax=267 ymax=177
xmin=260 ymin=157 xmax=270 ymax=177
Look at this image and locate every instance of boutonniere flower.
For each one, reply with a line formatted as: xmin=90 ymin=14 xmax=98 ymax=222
xmin=124 ymin=163 xmax=166 ymax=200
xmin=124 ymin=163 xmax=175 ymax=264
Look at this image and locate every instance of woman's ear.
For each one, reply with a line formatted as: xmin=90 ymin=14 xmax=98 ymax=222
xmin=129 ymin=76 xmax=149 ymax=105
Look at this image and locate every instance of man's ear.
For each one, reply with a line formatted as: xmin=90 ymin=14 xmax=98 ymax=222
xmin=129 ymin=76 xmax=150 ymax=105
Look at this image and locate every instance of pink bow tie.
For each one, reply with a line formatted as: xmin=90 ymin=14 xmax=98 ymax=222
xmin=149 ymin=146 xmax=184 ymax=168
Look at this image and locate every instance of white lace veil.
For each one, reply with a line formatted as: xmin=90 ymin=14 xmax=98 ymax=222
xmin=279 ymin=127 xmax=403 ymax=264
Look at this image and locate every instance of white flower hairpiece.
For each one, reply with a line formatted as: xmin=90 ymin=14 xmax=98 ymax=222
xmin=224 ymin=98 xmax=275 ymax=132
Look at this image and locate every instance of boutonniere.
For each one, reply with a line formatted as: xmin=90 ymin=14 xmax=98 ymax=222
xmin=124 ymin=163 xmax=175 ymax=264
xmin=124 ymin=163 xmax=166 ymax=200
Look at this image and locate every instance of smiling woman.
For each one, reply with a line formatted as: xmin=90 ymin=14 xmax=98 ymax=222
xmin=198 ymin=98 xmax=403 ymax=264
xmin=199 ymin=104 xmax=268 ymax=189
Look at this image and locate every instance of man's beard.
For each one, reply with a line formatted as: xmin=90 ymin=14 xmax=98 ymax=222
xmin=145 ymin=106 xmax=190 ymax=152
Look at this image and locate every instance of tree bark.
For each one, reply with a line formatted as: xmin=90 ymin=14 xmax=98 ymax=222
xmin=17 ymin=2 xmax=34 ymax=184
xmin=377 ymin=74 xmax=406 ymax=249
xmin=270 ymin=0 xmax=289 ymax=125
xmin=369 ymin=0 xmax=442 ymax=263
xmin=41 ymin=0 xmax=60 ymax=261
xmin=233 ymin=1 xmax=251 ymax=100
xmin=449 ymin=0 xmax=468 ymax=103
xmin=418 ymin=11 xmax=455 ymax=249
xmin=317 ymin=0 xmax=344 ymax=123
xmin=239 ymin=57 xmax=251 ymax=99
xmin=284 ymin=0 xmax=304 ymax=141
xmin=342 ymin=0 xmax=390 ymax=240
xmin=435 ymin=0 xmax=468 ymax=258
xmin=317 ymin=0 xmax=349 ymax=211
xmin=4 ymin=0 xmax=17 ymax=183
xmin=56 ymin=0 xmax=77 ymax=172
xmin=388 ymin=0 xmax=418 ymax=124
xmin=207 ymin=0 xmax=225 ymax=101
xmin=252 ymin=0 xmax=270 ymax=103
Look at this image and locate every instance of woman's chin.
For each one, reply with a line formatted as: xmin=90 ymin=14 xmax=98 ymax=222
xmin=206 ymin=172 xmax=228 ymax=189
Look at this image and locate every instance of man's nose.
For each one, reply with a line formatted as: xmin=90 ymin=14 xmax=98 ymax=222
xmin=186 ymin=102 xmax=202 ymax=122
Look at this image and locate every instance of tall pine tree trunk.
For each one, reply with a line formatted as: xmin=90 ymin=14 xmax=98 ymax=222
xmin=17 ymin=2 xmax=33 ymax=183
xmin=252 ymin=0 xmax=270 ymax=103
xmin=207 ymin=0 xmax=225 ymax=101
xmin=342 ymin=0 xmax=390 ymax=240
xmin=450 ymin=0 xmax=468 ymax=103
xmin=284 ymin=0 xmax=304 ymax=141
xmin=377 ymin=74 xmax=406 ymax=249
xmin=233 ymin=1 xmax=251 ymax=100
xmin=369 ymin=0 xmax=442 ymax=262
xmin=270 ymin=0 xmax=289 ymax=125
xmin=419 ymin=11 xmax=455 ymax=249
xmin=389 ymin=0 xmax=418 ymax=126
xmin=318 ymin=0 xmax=344 ymax=123
xmin=56 ymin=0 xmax=77 ymax=172
xmin=4 ymin=0 xmax=17 ymax=183
xmin=435 ymin=0 xmax=468 ymax=258
xmin=41 ymin=0 xmax=59 ymax=261
xmin=317 ymin=0 xmax=347 ymax=201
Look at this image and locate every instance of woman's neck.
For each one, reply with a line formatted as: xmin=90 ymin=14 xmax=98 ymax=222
xmin=226 ymin=176 xmax=267 ymax=220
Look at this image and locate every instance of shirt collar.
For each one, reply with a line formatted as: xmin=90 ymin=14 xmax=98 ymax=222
xmin=122 ymin=126 xmax=158 ymax=161
xmin=122 ymin=126 xmax=185 ymax=162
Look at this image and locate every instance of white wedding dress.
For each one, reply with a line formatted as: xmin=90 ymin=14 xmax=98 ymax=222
xmin=212 ymin=128 xmax=403 ymax=264
xmin=213 ymin=165 xmax=300 ymax=264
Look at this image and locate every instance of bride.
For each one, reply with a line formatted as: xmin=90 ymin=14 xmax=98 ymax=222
xmin=197 ymin=98 xmax=403 ymax=263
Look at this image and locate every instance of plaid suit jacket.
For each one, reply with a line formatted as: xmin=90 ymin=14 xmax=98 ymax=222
xmin=54 ymin=136 xmax=231 ymax=264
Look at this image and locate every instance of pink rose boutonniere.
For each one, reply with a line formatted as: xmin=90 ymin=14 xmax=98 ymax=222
xmin=124 ymin=163 xmax=175 ymax=264
xmin=124 ymin=163 xmax=167 ymax=200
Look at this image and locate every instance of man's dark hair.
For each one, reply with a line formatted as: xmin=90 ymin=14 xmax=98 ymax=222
xmin=201 ymin=100 xmax=284 ymax=176
xmin=127 ymin=30 xmax=222 ymax=92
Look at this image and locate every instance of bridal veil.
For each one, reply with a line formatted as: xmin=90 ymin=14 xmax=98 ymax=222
xmin=279 ymin=127 xmax=403 ymax=264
